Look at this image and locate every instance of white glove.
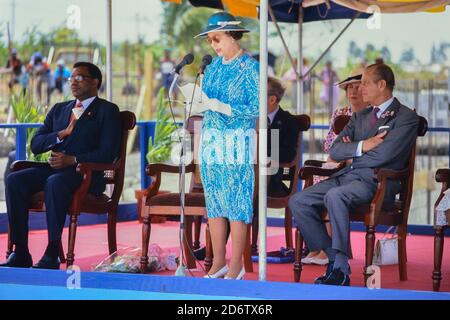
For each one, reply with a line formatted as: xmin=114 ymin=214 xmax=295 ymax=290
xmin=207 ymin=97 xmax=232 ymax=116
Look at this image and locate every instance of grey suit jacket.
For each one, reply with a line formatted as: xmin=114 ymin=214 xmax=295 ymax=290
xmin=329 ymin=97 xmax=419 ymax=208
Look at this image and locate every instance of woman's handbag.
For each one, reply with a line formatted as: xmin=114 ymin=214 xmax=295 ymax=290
xmin=373 ymin=226 xmax=399 ymax=266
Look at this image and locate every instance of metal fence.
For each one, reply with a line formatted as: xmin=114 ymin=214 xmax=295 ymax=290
xmin=0 ymin=76 xmax=449 ymax=225
xmin=1 ymin=119 xmax=449 ymax=226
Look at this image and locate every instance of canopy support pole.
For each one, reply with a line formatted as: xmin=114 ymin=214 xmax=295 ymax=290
xmin=258 ymin=0 xmax=269 ymax=282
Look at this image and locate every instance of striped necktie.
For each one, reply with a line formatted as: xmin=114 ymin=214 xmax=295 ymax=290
xmin=70 ymin=101 xmax=84 ymax=122
xmin=370 ymin=107 xmax=380 ymax=128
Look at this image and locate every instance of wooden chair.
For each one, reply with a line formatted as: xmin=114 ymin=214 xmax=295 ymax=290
xmin=7 ymin=111 xmax=136 ymax=267
xmin=294 ymin=114 xmax=428 ymax=285
xmin=251 ymin=114 xmax=311 ymax=253
xmin=432 ymin=168 xmax=450 ymax=291
xmin=139 ymin=115 xmax=207 ymax=273
xmin=140 ymin=116 xmax=253 ymax=274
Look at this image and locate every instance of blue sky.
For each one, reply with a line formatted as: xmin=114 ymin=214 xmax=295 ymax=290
xmin=1 ymin=0 xmax=449 ymax=66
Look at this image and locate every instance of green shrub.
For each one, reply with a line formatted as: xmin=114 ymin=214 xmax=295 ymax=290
xmin=10 ymin=93 xmax=49 ymax=161
xmin=146 ymin=88 xmax=178 ymax=163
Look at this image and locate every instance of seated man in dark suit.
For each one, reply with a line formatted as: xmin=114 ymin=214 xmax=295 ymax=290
xmin=267 ymin=77 xmax=300 ymax=197
xmin=288 ymin=64 xmax=419 ymax=286
xmin=0 ymin=62 xmax=122 ymax=269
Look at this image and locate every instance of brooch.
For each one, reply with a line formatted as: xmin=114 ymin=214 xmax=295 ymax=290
xmin=380 ymin=110 xmax=395 ymax=119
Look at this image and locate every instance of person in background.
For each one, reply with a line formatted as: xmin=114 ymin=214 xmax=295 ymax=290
xmin=4 ymin=49 xmax=23 ymax=91
xmin=319 ymin=61 xmax=340 ymax=114
xmin=160 ymin=49 xmax=176 ymax=95
xmin=266 ymin=77 xmax=301 ymax=197
xmin=54 ymin=59 xmax=71 ymax=96
xmin=282 ymin=58 xmax=312 ymax=110
xmin=303 ymin=68 xmax=369 ymax=266
xmin=28 ymin=52 xmax=52 ymax=105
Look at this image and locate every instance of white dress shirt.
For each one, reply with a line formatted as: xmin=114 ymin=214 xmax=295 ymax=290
xmin=56 ymin=96 xmax=96 ymax=144
xmin=268 ymin=106 xmax=280 ymax=126
xmin=355 ymin=96 xmax=394 ymax=157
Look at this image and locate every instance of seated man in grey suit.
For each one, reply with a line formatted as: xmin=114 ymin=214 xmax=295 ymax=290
xmin=288 ymin=63 xmax=419 ymax=286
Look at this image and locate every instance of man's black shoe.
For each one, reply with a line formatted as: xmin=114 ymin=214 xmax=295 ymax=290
xmin=314 ymin=261 xmax=334 ymax=284
xmin=321 ymin=268 xmax=350 ymax=286
xmin=301 ymin=246 xmax=310 ymax=259
xmin=32 ymin=255 xmax=60 ymax=270
xmin=0 ymin=252 xmax=33 ymax=268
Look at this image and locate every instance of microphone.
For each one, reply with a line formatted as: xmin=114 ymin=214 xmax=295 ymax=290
xmin=173 ymin=53 xmax=194 ymax=74
xmin=198 ymin=54 xmax=213 ymax=75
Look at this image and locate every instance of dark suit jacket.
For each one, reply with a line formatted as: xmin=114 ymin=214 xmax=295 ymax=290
xmin=329 ymin=97 xmax=419 ymax=209
xmin=31 ymin=97 xmax=122 ymax=195
xmin=268 ymin=107 xmax=300 ymax=197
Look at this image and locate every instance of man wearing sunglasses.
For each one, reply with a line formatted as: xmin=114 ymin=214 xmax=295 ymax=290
xmin=0 ymin=62 xmax=121 ymax=270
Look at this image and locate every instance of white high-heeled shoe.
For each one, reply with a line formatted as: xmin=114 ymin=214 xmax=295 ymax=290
xmin=204 ymin=265 xmax=229 ymax=278
xmin=224 ymin=267 xmax=245 ymax=280
xmin=309 ymin=256 xmax=329 ymax=266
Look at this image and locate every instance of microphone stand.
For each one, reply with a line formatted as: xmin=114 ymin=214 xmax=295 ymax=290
xmin=168 ymin=70 xmax=199 ymax=277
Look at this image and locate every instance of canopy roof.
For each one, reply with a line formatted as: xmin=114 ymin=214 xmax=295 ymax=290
xmin=185 ymin=0 xmax=448 ymax=19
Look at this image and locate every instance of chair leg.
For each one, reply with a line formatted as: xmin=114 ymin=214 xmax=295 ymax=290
xmin=294 ymin=227 xmax=304 ymax=282
xmin=6 ymin=229 xmax=13 ymax=259
xmin=204 ymin=222 xmax=213 ymax=272
xmin=183 ymin=216 xmax=196 ymax=269
xmin=364 ymin=225 xmax=376 ymax=285
xmin=193 ymin=216 xmax=202 ymax=250
xmin=59 ymin=242 xmax=66 ymax=263
xmin=433 ymin=226 xmax=445 ymax=292
xmin=285 ymin=207 xmax=293 ymax=249
xmin=140 ymin=215 xmax=151 ymax=273
xmin=66 ymin=214 xmax=79 ymax=268
xmin=251 ymin=211 xmax=258 ymax=254
xmin=243 ymin=224 xmax=253 ymax=273
xmin=398 ymin=224 xmax=408 ymax=281
xmin=107 ymin=209 xmax=118 ymax=255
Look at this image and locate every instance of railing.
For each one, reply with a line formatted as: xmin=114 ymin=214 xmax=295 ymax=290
xmin=2 ymin=121 xmax=450 ymax=225
xmin=0 ymin=123 xmax=42 ymax=160
xmin=3 ymin=121 xmax=450 ymax=184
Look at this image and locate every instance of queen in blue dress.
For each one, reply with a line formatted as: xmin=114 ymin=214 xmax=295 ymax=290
xmin=195 ymin=12 xmax=259 ymax=280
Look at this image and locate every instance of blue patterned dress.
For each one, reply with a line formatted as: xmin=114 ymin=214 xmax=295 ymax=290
xmin=199 ymin=53 xmax=259 ymax=224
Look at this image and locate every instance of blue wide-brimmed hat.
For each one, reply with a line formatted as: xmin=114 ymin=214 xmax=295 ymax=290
xmin=194 ymin=11 xmax=250 ymax=38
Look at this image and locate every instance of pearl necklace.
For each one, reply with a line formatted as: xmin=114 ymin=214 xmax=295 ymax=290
xmin=222 ymin=49 xmax=243 ymax=65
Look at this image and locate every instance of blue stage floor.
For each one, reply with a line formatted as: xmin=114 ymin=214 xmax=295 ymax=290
xmin=0 ymin=268 xmax=449 ymax=300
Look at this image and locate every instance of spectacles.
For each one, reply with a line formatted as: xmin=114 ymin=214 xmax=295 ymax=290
xmin=68 ymin=75 xmax=93 ymax=83
xmin=206 ymin=35 xmax=223 ymax=45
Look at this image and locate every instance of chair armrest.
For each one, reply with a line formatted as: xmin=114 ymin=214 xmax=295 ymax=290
xmin=11 ymin=160 xmax=48 ymax=172
xmin=436 ymin=168 xmax=450 ymax=184
xmin=299 ymin=163 xmax=346 ymax=180
xmin=72 ymin=162 xmax=119 ymax=203
xmin=271 ymin=160 xmax=296 ymax=169
xmin=435 ymin=168 xmax=450 ymax=194
xmin=76 ymin=162 xmax=119 ymax=174
xmin=304 ymin=160 xmax=326 ymax=167
xmin=375 ymin=168 xmax=409 ymax=182
xmin=145 ymin=162 xmax=195 ymax=176
xmin=143 ymin=162 xmax=196 ymax=199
